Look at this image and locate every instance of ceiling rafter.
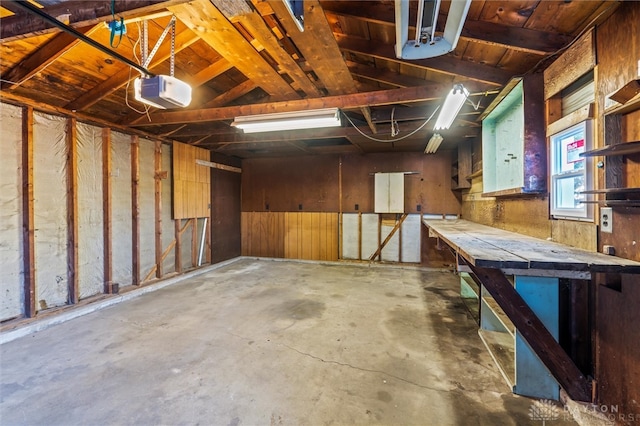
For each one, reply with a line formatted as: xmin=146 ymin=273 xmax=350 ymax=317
xmin=168 ymin=0 xmax=299 ymax=100
xmin=334 ymin=33 xmax=512 ymax=86
xmin=131 ymin=84 xmax=446 ymax=127
xmin=230 ymin=11 xmax=322 ymax=97
xmin=267 ymin=0 xmax=378 ymax=135
xmin=64 ymin=28 xmax=200 ymax=112
xmin=321 ymin=7 xmax=573 ymax=55
xmin=1 ymin=24 xmax=99 ymax=90
xmin=0 ymin=0 xmax=191 ymax=41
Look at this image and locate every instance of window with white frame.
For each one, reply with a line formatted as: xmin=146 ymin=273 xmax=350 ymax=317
xmin=550 ymin=120 xmax=593 ymax=219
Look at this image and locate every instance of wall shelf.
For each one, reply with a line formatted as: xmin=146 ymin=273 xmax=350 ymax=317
xmin=580 ymin=140 xmax=640 ymax=157
xmin=481 ymin=75 xmax=546 ymax=196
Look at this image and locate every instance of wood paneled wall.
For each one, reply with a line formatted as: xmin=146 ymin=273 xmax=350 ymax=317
xmin=172 ymin=141 xmax=210 ymax=219
xmin=241 ymin=212 xmax=338 ymax=261
xmin=241 ymin=152 xmax=461 ymax=215
xmin=211 ymin=154 xmax=242 ymax=264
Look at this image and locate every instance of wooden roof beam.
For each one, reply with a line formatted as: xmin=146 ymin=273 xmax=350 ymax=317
xmin=65 ymin=28 xmax=200 ymax=112
xmin=268 ymin=0 xmax=377 ymax=134
xmin=1 ymin=24 xmax=98 ymax=90
xmin=335 ymin=34 xmax=512 ymax=86
xmin=322 ymin=8 xmax=573 ymax=55
xmin=168 ymin=0 xmax=299 ymax=99
xmin=0 ymin=0 xmax=191 ymax=41
xmin=129 ymin=84 xmax=446 ymax=127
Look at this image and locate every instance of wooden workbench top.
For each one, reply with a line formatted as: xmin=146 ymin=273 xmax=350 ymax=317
xmin=423 ymin=219 xmax=640 ymax=274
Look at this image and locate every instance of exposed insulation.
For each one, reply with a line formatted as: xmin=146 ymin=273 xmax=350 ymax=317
xmin=76 ymin=123 xmax=104 ymax=299
xmin=139 ymin=139 xmax=156 ymax=281
xmin=33 ymin=112 xmax=68 ymax=310
xmin=0 ymin=103 xmax=24 ymax=320
xmin=381 ymin=222 xmax=400 ymax=262
xmin=111 ymin=131 xmax=133 ymax=287
xmin=162 ymin=144 xmax=175 ymax=274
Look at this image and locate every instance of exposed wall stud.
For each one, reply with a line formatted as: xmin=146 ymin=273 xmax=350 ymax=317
xmin=102 ymin=128 xmax=113 ymax=293
xmin=22 ymin=106 xmax=36 ymax=317
xmin=66 ymin=118 xmax=79 ymax=304
xmin=154 ymin=141 xmax=163 ymax=278
xmin=131 ymin=136 xmax=140 ymax=285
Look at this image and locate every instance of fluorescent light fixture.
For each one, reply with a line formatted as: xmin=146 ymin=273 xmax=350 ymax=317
xmin=134 ymin=75 xmax=192 ymax=109
xmin=231 ymin=108 xmax=341 ymax=133
xmin=395 ymin=0 xmax=471 ymax=60
xmin=433 ymin=84 xmax=469 ymax=130
xmin=424 ymin=133 xmax=443 ymax=154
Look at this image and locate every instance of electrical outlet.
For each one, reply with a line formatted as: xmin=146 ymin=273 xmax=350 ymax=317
xmin=601 ymin=207 xmax=613 ymax=233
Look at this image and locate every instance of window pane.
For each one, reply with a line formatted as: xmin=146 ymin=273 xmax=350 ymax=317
xmin=554 ymin=175 xmax=585 ymax=209
xmin=558 ymin=134 xmax=585 ymax=173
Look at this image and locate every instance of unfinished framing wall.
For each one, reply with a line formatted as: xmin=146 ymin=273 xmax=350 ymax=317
xmin=0 ymin=103 xmax=24 ymax=321
xmin=0 ymin=102 xmax=217 ymax=322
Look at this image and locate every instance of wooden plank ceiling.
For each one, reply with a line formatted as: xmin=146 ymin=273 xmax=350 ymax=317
xmin=0 ymin=0 xmax=617 ymax=158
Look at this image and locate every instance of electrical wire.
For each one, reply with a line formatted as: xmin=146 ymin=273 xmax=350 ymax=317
xmin=342 ymin=106 xmax=439 ymax=143
xmin=124 ymin=21 xmax=151 ymax=117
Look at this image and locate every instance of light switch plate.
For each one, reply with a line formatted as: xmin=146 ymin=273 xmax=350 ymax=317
xmin=601 ymin=207 xmax=613 ymax=233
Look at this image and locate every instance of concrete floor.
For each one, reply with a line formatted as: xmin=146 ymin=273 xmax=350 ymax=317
xmin=0 ymin=258 xmax=578 ymax=425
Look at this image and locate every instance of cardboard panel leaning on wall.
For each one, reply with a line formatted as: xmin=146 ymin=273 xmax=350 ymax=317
xmin=111 ymin=131 xmax=133 ymax=287
xmin=33 ymin=112 xmax=68 ymax=310
xmin=0 ymin=103 xmax=24 ymax=321
xmin=76 ymin=122 xmax=104 ymax=299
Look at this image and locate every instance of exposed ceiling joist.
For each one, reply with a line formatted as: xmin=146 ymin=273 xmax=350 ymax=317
xmin=64 ymin=28 xmax=200 ymax=112
xmin=0 ymin=0 xmax=191 ymax=41
xmin=168 ymin=0 xmax=299 ymax=99
xmin=335 ymin=33 xmax=512 ymax=86
xmin=268 ymin=0 xmax=378 ymax=134
xmin=322 ymin=7 xmax=573 ymax=55
xmin=131 ymin=84 xmax=447 ymax=127
xmin=1 ymin=24 xmax=98 ymax=90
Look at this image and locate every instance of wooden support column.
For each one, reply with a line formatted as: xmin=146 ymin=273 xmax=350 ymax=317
xmin=131 ymin=136 xmax=140 ymax=285
xmin=66 ymin=118 xmax=79 ymax=304
xmin=102 ymin=128 xmax=113 ymax=293
xmin=467 ymin=263 xmax=592 ymax=402
xmin=358 ymin=212 xmax=362 ymax=260
xmin=338 ymin=156 xmax=343 ymax=260
xmin=22 ymin=106 xmax=36 ymax=318
xmin=175 ymin=219 xmax=183 ymax=273
xmin=154 ymin=141 xmax=163 ymax=278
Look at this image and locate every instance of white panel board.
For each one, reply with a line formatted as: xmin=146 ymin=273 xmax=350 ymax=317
xmin=0 ymin=103 xmax=24 ymax=320
xmin=374 ymin=173 xmax=389 ymax=213
xmin=341 ymin=213 xmax=359 ymax=259
xmin=111 ymin=131 xmax=132 ymax=286
xmin=381 ymin=223 xmax=400 ymax=262
xmin=400 ymin=214 xmax=421 ymax=263
xmin=361 ymin=214 xmax=379 ymax=259
xmin=388 ymin=172 xmax=404 ymax=213
xmin=374 ymin=173 xmax=404 ymax=213
xmin=77 ymin=123 xmax=104 ymax=299
xmin=33 ymin=112 xmax=68 ymax=310
xmin=139 ymin=139 xmax=156 ymax=280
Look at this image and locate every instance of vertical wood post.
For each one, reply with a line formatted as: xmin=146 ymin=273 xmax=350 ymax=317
xmin=358 ymin=211 xmax=362 ymax=261
xmin=22 ymin=106 xmax=36 ymax=318
xmin=338 ymin=156 xmax=342 ymax=260
xmin=131 ymin=136 xmax=140 ymax=285
xmin=102 ymin=128 xmax=113 ymax=293
xmin=66 ymin=117 xmax=79 ymax=304
xmin=175 ymin=219 xmax=183 ymax=273
xmin=154 ymin=141 xmax=163 ymax=278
